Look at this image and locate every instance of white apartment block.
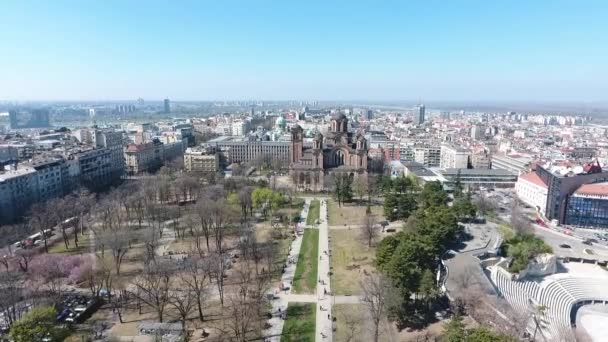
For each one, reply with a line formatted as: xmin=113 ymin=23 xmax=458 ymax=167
xmin=515 ymin=172 xmax=548 ymax=214
xmin=440 ymin=144 xmax=470 ymax=169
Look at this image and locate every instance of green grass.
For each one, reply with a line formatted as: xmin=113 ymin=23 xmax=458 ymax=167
xmin=49 ymin=232 xmax=92 ymax=255
xmin=306 ymin=200 xmax=320 ymax=225
xmin=498 ymin=224 xmax=515 ymax=240
xmin=292 ymin=229 xmax=319 ymax=293
xmin=281 ymin=303 xmax=316 ymax=342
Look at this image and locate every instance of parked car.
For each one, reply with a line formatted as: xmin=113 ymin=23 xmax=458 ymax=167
xmin=559 ymin=243 xmax=571 ymax=249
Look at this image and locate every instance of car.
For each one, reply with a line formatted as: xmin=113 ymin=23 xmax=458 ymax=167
xmin=595 ymin=234 xmax=608 ymax=241
xmin=582 ymin=239 xmax=594 ymax=245
xmin=559 ymin=243 xmax=571 ymax=249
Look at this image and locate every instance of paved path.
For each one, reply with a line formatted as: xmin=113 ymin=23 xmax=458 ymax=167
xmin=316 ymin=199 xmax=332 ymax=342
xmin=263 ymin=198 xmax=311 ymax=341
xmin=263 ymin=198 xmax=335 ymax=341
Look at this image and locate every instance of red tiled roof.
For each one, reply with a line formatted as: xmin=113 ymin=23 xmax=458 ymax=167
xmin=574 ymin=182 xmax=608 ymax=196
xmin=519 ymin=172 xmax=547 ymax=188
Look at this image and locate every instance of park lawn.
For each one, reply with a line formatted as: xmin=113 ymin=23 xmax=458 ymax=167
xmin=330 ymin=229 xmax=377 ymax=295
xmin=306 ymin=199 xmax=320 ymax=225
xmin=281 ymin=303 xmax=316 ymax=342
xmin=292 ymin=229 xmax=319 ymax=294
xmin=48 ymin=231 xmax=92 ymax=255
xmin=327 ymin=200 xmax=384 ymax=227
xmin=333 ymin=304 xmax=366 ymax=341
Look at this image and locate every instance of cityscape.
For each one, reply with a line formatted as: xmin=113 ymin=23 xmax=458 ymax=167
xmin=1 ymin=2 xmax=608 ymax=342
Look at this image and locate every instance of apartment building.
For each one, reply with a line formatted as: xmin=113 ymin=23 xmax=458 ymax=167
xmin=440 ymin=145 xmax=470 ymax=169
xmin=184 ymin=147 xmax=220 ymax=173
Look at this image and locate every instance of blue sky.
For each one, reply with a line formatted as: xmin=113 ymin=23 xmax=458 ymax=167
xmin=1 ymin=1 xmax=607 ymax=102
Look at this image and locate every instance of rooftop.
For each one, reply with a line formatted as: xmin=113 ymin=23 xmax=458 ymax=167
xmin=518 ymin=171 xmax=548 ymax=188
xmin=439 ymin=168 xmax=517 ymax=176
xmin=574 ymin=182 xmax=608 ymax=197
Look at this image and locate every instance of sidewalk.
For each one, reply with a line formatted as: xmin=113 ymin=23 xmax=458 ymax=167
xmin=316 ymin=199 xmax=332 ymax=342
xmin=263 ymin=198 xmax=311 ymax=341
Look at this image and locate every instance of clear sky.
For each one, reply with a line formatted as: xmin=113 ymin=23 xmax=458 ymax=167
xmin=1 ymin=1 xmax=607 ymax=102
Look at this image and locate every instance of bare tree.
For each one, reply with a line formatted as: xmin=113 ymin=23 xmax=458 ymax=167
xmin=97 ymin=214 xmax=133 ymax=276
xmin=238 ymin=186 xmax=254 ymax=219
xmin=72 ymin=189 xmax=95 ymax=247
xmin=194 ymin=197 xmax=213 ymax=253
xmin=27 ymin=203 xmax=55 ymax=253
xmin=132 ymin=262 xmax=174 ymax=322
xmin=15 ymin=249 xmax=35 ymax=273
xmin=170 ymin=288 xmax=196 ymax=329
xmin=474 ymin=194 xmax=498 ymax=217
xmin=181 ymin=257 xmax=210 ymax=322
xmin=361 ymin=213 xmax=379 ymax=248
xmin=511 ymin=203 xmax=532 ymax=235
xmin=360 ymin=274 xmax=396 ymax=342
xmin=340 ymin=309 xmax=361 ymax=342
xmin=224 ymin=266 xmax=264 ymax=342
xmin=354 ymin=176 xmax=369 ymax=203
xmin=209 ymin=253 xmax=227 ymax=306
xmin=0 ymin=271 xmax=23 ymax=328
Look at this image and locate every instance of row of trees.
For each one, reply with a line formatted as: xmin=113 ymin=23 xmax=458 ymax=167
xmin=375 ymin=181 xmax=462 ymax=329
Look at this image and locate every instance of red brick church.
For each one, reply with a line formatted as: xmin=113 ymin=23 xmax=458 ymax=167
xmin=289 ymin=113 xmax=368 ymax=191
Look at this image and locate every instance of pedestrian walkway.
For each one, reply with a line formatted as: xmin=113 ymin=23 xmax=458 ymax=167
xmin=263 ymin=198 xmax=311 ymax=341
xmin=263 ymin=198 xmax=335 ymax=341
xmin=316 ymin=199 xmax=332 ymax=341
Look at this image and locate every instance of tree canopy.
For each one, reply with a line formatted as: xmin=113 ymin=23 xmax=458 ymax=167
xmin=9 ymin=306 xmax=69 ymax=342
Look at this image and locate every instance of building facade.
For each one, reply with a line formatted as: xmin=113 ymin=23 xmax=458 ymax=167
xmin=184 ymin=147 xmax=220 ymax=173
xmin=124 ymin=141 xmax=164 ymax=175
xmin=536 ymin=164 xmax=608 ymax=226
xmin=566 ymin=183 xmax=608 ymax=228
xmin=414 ymin=145 xmax=441 ymax=167
xmin=289 ymin=113 xmax=368 ymax=191
xmin=515 ymin=172 xmax=548 ymax=214
xmin=440 ymin=144 xmax=470 ymax=169
xmin=208 ymin=137 xmax=291 ymax=165
xmin=0 ymin=167 xmax=38 ymax=223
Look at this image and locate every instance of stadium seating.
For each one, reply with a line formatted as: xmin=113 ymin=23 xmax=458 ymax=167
xmin=489 ymin=265 xmax=608 ymax=341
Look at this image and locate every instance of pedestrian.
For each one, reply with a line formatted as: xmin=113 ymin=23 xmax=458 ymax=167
xmin=328 ymin=314 xmax=330 ymax=320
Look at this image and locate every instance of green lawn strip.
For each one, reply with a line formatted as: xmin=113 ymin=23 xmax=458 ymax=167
xmin=281 ymin=303 xmax=316 ymax=342
xmin=306 ymin=200 xmax=320 ymax=225
xmin=292 ymin=229 xmax=319 ymax=293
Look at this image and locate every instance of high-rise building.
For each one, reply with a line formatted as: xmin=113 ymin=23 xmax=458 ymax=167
xmin=414 ymin=104 xmax=425 ymax=125
xmin=163 ymin=98 xmax=171 ymax=113
xmin=440 ymin=144 xmax=470 ymax=169
xmin=8 ymin=109 xmax=51 ymax=129
xmin=365 ymin=109 xmax=373 ymax=120
xmin=89 ymin=108 xmax=96 ymax=126
xmin=471 ymin=125 xmax=486 ymax=140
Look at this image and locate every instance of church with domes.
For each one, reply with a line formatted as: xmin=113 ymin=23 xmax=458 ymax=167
xmin=289 ymin=113 xmax=368 ymax=191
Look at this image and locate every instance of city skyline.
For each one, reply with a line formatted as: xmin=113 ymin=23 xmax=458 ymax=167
xmin=1 ymin=1 xmax=607 ymax=102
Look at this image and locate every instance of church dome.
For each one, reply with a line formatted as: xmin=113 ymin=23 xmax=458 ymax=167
xmin=276 ymin=116 xmax=286 ymax=127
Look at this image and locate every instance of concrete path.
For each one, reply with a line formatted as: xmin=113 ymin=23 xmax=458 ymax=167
xmin=263 ymin=198 xmax=335 ymax=341
xmin=316 ymin=199 xmax=333 ymax=342
xmin=263 ymin=198 xmax=311 ymax=341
